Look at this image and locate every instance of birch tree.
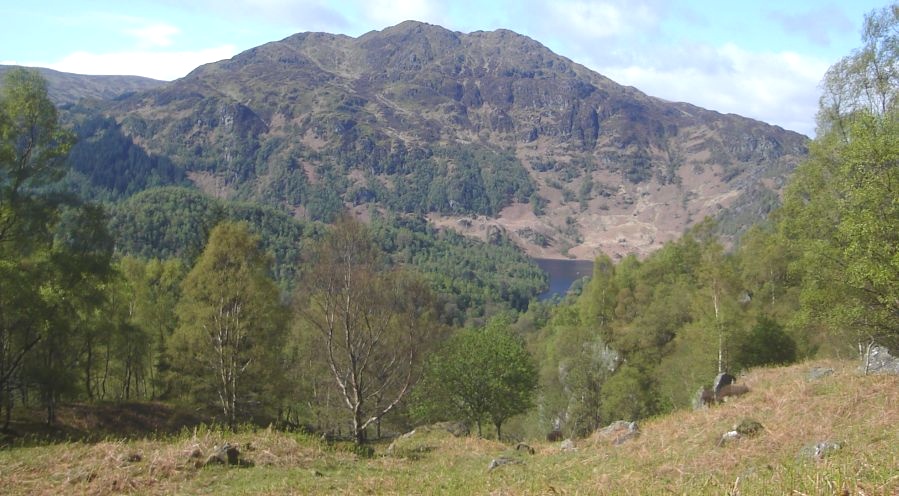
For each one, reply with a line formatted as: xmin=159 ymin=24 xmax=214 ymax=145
xmin=296 ymin=216 xmax=437 ymax=445
xmin=172 ymin=222 xmax=285 ymax=430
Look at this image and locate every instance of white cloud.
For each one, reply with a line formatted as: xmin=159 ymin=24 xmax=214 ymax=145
xmin=152 ymin=0 xmax=352 ymax=33
xmin=44 ymin=45 xmax=238 ymax=81
xmin=358 ymin=0 xmax=445 ymax=28
xmin=124 ymin=23 xmax=181 ymax=48
xmin=546 ymin=0 xmax=658 ymax=40
xmin=593 ymin=44 xmax=830 ymax=136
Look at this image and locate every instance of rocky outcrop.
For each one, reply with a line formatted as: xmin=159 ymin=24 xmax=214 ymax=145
xmin=861 ymin=345 xmax=899 ymax=375
xmin=593 ymin=420 xmax=639 ymax=445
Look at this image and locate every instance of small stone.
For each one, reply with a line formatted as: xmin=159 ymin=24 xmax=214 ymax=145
xmin=560 ymin=438 xmax=577 ymax=452
xmin=716 ymin=430 xmax=741 ymax=447
xmin=799 ymin=441 xmax=842 ymax=460
xmin=487 ymin=456 xmax=520 ymax=471
xmin=204 ymin=443 xmax=241 ymax=466
xmin=807 ymin=367 xmax=834 ymax=381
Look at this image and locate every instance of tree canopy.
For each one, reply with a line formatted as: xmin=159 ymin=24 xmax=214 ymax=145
xmin=170 ymin=221 xmax=286 ymax=430
xmin=413 ymin=314 xmax=537 ymax=439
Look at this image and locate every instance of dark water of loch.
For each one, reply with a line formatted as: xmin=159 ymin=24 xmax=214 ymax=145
xmin=534 ymin=258 xmax=594 ymax=301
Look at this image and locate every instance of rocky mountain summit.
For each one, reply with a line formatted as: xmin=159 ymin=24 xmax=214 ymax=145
xmin=40 ymin=21 xmax=811 ymax=258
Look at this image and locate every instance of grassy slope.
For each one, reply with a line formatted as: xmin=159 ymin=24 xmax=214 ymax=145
xmin=1 ymin=359 xmax=896 ymax=495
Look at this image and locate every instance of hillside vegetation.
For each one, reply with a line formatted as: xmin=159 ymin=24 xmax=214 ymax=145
xmin=1 ymin=359 xmax=896 ymax=495
xmin=69 ymin=21 xmax=807 ymax=259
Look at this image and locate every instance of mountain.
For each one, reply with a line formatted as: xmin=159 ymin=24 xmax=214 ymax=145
xmin=0 ymin=65 xmax=165 ymax=105
xmin=72 ymin=22 xmax=810 ymax=259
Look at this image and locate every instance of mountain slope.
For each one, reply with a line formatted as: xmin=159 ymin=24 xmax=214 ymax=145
xmin=0 ymin=65 xmax=165 ymax=105
xmin=2 ymin=359 xmax=895 ymax=494
xmin=93 ymin=22 xmax=807 ymax=258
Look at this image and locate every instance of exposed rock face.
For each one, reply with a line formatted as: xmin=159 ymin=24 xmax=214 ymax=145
xmin=83 ymin=21 xmax=806 ymax=259
xmin=861 ymin=345 xmax=899 ymax=375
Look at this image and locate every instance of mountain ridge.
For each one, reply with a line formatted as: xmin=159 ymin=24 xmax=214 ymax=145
xmin=0 ymin=65 xmax=165 ymax=105
xmin=13 ymin=21 xmax=810 ymax=259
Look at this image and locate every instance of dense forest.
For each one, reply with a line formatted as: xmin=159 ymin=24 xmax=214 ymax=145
xmin=0 ymin=4 xmax=896 ymax=445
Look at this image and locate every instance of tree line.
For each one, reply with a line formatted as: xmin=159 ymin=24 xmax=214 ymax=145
xmin=0 ymin=69 xmax=538 ymax=442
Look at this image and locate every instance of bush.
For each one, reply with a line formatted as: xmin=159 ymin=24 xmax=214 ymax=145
xmin=735 ymin=316 xmax=797 ymax=368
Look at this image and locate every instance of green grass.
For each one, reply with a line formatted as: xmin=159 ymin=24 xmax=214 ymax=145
xmin=1 ymin=359 xmax=897 ymax=495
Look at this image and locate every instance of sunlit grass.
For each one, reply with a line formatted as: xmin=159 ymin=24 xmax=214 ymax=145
xmin=1 ymin=359 xmax=897 ymax=495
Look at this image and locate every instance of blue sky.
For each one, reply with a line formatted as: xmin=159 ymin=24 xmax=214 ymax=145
xmin=0 ymin=1 xmax=890 ymax=136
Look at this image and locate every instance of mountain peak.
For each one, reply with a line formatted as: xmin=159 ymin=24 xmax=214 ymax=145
xmin=99 ymin=22 xmax=807 ymax=259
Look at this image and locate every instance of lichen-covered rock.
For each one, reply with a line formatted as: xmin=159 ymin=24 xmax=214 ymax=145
xmin=861 ymin=345 xmax=899 ymax=375
xmin=204 ymin=443 xmax=240 ymax=466
xmin=594 ymin=420 xmax=639 ymax=445
xmin=487 ymin=456 xmax=520 ymax=471
xmin=799 ymin=441 xmax=843 ymax=460
xmin=807 ymin=367 xmax=834 ymax=381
